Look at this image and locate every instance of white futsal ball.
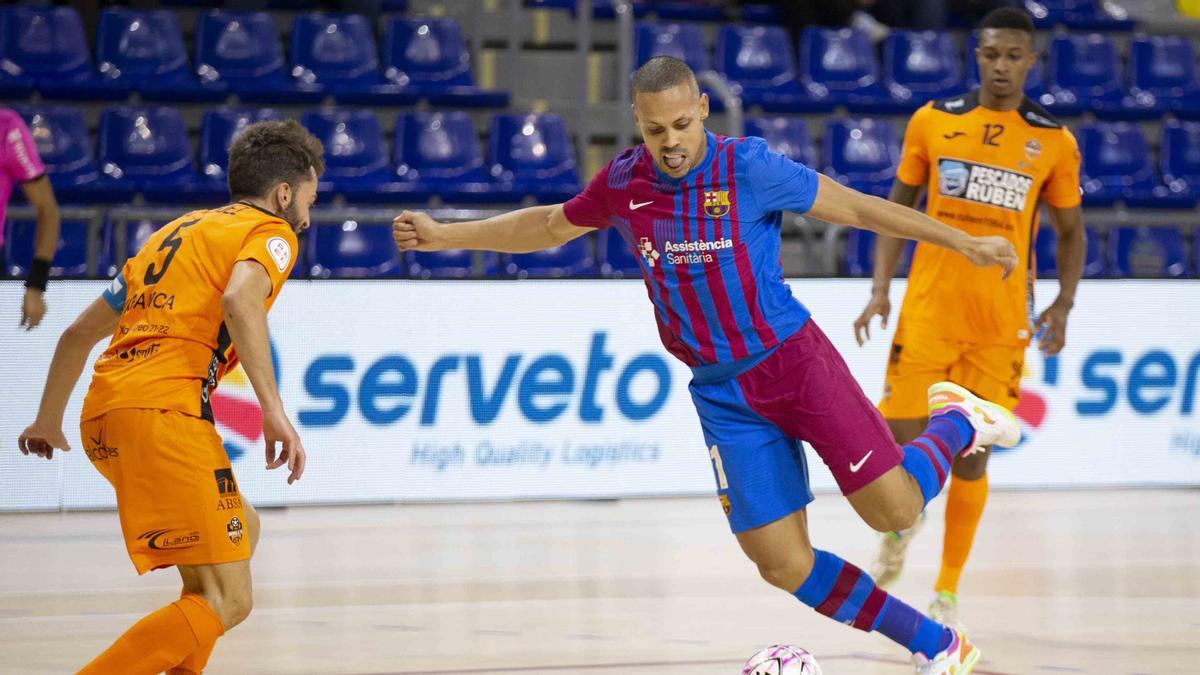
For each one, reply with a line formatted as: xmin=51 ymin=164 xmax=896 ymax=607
xmin=741 ymin=645 xmax=823 ymax=675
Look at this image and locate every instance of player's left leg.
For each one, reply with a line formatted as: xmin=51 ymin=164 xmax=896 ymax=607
xmin=169 ymin=503 xmax=260 ymax=674
xmin=927 ymin=346 xmax=1023 ymax=624
xmin=736 ymin=321 xmax=1015 ymax=535
xmin=77 ymin=409 xmax=254 ymax=675
xmin=690 ymin=376 xmax=978 ymax=668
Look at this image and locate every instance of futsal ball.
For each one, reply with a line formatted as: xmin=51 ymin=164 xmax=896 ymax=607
xmin=741 ymin=645 xmax=823 ymax=675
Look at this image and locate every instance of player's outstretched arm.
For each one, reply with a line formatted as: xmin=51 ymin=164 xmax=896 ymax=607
xmin=393 ymin=205 xmax=593 ymax=254
xmin=808 ymin=174 xmax=1017 ymax=279
xmin=18 ymin=297 xmax=119 ymax=459
xmin=222 ymin=260 xmax=305 ymax=484
xmin=854 ymin=179 xmax=923 ymax=346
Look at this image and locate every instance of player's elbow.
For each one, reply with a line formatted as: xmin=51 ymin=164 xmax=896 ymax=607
xmin=220 ymin=287 xmax=256 ymax=320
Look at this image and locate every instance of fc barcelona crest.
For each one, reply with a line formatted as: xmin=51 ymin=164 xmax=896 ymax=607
xmin=704 ymin=190 xmax=730 ymax=218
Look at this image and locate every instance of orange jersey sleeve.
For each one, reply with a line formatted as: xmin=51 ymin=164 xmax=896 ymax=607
xmin=1040 ymin=127 xmax=1083 ymax=209
xmin=82 ymin=203 xmax=296 ymax=422
xmin=896 ymin=103 xmax=933 ymax=187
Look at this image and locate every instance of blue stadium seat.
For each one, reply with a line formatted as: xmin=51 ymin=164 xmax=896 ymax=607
xmin=291 ymin=13 xmax=415 ymax=105
xmin=309 ymin=221 xmax=405 ymax=278
xmin=4 ymin=218 xmax=90 ymax=278
xmin=822 ymin=118 xmax=900 ymax=198
xmin=12 ymin=105 xmax=135 ymax=203
xmin=636 ymin=23 xmax=710 ymax=72
xmin=965 ymin=32 xmax=1046 ymax=99
xmin=599 ymin=228 xmax=643 ymax=278
xmin=388 ymin=111 xmax=495 ymax=203
xmin=741 ymin=4 xmax=782 ymax=23
xmin=842 ymin=229 xmax=914 ymax=277
xmin=1023 ymin=0 xmax=1134 ymax=31
xmin=505 ymin=235 xmax=596 ymax=278
xmin=200 ymin=108 xmax=284 ymax=195
xmin=194 ymin=11 xmax=324 ymax=104
xmin=98 ymin=107 xmax=221 ymax=203
xmin=745 ymin=117 xmax=816 ymax=168
xmin=1161 ymin=120 xmax=1200 ymax=198
xmin=103 ymin=219 xmax=163 ymax=277
xmin=382 ymin=18 xmax=509 ymax=108
xmin=717 ymin=26 xmax=827 ymax=113
xmin=96 ymin=8 xmax=222 ymax=102
xmin=301 ymin=110 xmax=393 ymax=198
xmin=1078 ymin=122 xmax=1193 ymax=208
xmin=1109 ymin=227 xmax=1189 ymax=278
xmin=1047 ymin=34 xmax=1155 ymax=119
xmin=800 ymin=28 xmax=900 ymax=113
xmin=524 ymin=0 xmax=651 ymax=20
xmin=646 ymin=1 xmax=726 ymax=21
xmin=883 ymin=31 xmax=966 ymax=110
xmin=1130 ymin=35 xmax=1200 ymax=122
xmin=0 ymin=6 xmax=109 ymax=100
xmin=409 ymin=249 xmax=500 ymax=279
xmin=1034 ymin=225 xmax=1106 ymax=278
xmin=488 ymin=113 xmax=580 ymax=203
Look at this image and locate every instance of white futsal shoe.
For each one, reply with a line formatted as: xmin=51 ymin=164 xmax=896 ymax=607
xmin=869 ymin=511 xmax=926 ymax=589
xmin=928 ymin=382 xmax=1021 ymax=455
xmin=913 ymin=628 xmax=981 ymax=674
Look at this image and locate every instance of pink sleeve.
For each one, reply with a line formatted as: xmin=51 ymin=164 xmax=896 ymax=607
xmin=3 ymin=114 xmax=45 ymax=183
xmin=562 ymin=161 xmax=614 ymax=230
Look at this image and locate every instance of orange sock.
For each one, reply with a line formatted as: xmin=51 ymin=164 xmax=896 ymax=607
xmin=935 ymin=473 xmax=989 ymax=595
xmin=168 ymin=639 xmax=218 ymax=674
xmin=79 ymin=594 xmax=225 ymax=675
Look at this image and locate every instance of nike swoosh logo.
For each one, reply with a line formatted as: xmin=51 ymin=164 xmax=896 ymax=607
xmin=943 ymin=131 xmax=966 ymax=139
xmin=629 ymin=200 xmax=653 ymax=210
xmin=850 ymin=451 xmax=873 ymax=473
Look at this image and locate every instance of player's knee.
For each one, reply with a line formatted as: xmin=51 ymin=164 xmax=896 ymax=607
xmin=215 ymin=590 xmax=253 ymax=629
xmin=753 ymin=550 xmax=816 ymax=592
xmin=861 ymin=502 xmax=922 ymax=533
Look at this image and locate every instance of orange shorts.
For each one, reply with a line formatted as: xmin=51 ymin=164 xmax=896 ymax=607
xmin=81 ymin=408 xmax=250 ymax=575
xmin=879 ymin=321 xmax=1025 ymax=419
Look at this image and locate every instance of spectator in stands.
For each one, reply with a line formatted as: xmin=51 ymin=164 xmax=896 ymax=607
xmin=745 ymin=0 xmax=904 ymax=45
xmin=0 ymin=107 xmax=61 ymax=330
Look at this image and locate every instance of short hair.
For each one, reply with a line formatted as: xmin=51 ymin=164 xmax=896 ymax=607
xmin=979 ymin=7 xmax=1036 ymax=35
xmin=632 ymin=56 xmax=698 ymax=95
xmin=227 ymin=120 xmax=325 ymax=201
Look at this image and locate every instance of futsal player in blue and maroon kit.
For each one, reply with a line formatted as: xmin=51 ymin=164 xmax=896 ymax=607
xmin=393 ymin=57 xmax=1020 ymax=674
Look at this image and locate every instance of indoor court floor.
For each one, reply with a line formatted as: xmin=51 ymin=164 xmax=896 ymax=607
xmin=2 ymin=489 xmax=1198 ymax=674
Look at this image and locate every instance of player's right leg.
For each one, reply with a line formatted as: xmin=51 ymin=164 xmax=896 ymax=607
xmin=77 ymin=409 xmax=254 ymax=675
xmin=869 ymin=417 xmax=929 ymax=588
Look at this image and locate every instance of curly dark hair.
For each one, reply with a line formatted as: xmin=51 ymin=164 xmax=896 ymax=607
xmin=227 ymin=120 xmax=325 ymax=201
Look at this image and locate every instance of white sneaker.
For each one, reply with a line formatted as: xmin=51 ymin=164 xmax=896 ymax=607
xmin=869 ymin=511 xmax=926 ymax=589
xmin=927 ymin=590 xmax=961 ymax=629
xmin=927 ymin=382 xmax=1020 ymax=455
xmin=913 ymin=628 xmax=982 ymax=674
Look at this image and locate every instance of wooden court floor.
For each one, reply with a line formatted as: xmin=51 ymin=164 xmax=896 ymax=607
xmin=2 ymin=489 xmax=1198 ymax=674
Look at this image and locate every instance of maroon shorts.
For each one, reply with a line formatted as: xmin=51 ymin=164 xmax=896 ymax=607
xmin=690 ymin=320 xmax=903 ymax=532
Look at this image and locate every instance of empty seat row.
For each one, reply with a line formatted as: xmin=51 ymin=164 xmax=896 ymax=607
xmin=5 ymin=219 xmax=1196 ymax=280
xmin=527 ymin=0 xmax=1129 ymax=29
xmin=844 ymin=226 xmax=1198 ymax=279
xmin=640 ymin=24 xmax=1200 ymax=119
xmin=0 ymin=6 xmax=506 ymax=107
xmin=750 ymin=116 xmax=1200 ymax=207
xmin=18 ymin=106 xmax=579 ymax=205
xmin=524 ymin=0 xmax=779 ymax=23
xmin=1 ymin=219 xmax=640 ymax=281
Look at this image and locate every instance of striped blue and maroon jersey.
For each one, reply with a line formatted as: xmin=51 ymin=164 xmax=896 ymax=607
xmin=563 ymin=131 xmax=820 ymax=382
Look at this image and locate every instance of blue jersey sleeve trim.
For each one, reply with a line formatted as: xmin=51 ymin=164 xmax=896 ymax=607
xmin=101 ymin=271 xmax=126 ymax=313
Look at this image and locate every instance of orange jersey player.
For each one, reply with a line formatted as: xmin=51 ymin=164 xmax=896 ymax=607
xmin=18 ymin=120 xmax=324 ymax=675
xmin=853 ymin=8 xmax=1086 ymax=627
